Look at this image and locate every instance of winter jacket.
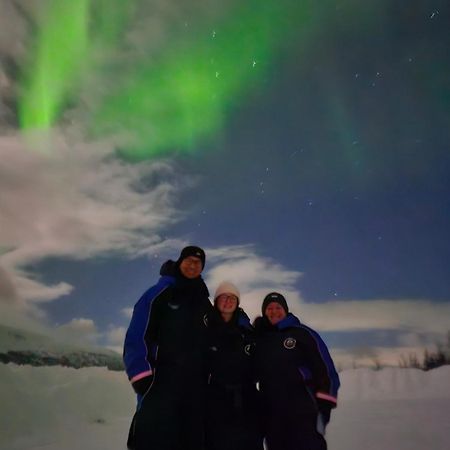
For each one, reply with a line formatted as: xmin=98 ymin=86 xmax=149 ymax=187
xmin=205 ymin=308 xmax=263 ymax=450
xmin=253 ymin=314 xmax=340 ymax=418
xmin=123 ymin=260 xmax=212 ymax=394
xmin=207 ymin=308 xmax=256 ymax=388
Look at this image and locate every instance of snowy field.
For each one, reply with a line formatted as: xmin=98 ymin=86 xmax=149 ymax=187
xmin=0 ymin=364 xmax=449 ymax=450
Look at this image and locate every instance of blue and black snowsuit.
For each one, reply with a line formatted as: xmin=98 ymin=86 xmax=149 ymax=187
xmin=205 ymin=308 xmax=263 ymax=450
xmin=253 ymin=314 xmax=340 ymax=450
xmin=123 ymin=261 xmax=213 ymax=450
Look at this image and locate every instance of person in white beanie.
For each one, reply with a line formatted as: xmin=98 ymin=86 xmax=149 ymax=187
xmin=205 ymin=281 xmax=263 ymax=450
xmin=213 ymin=281 xmax=241 ymax=322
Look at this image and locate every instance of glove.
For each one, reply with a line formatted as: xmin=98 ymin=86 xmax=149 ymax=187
xmin=131 ymin=375 xmax=154 ymax=396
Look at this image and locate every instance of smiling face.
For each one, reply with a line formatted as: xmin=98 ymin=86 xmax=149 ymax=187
xmin=179 ymin=256 xmax=203 ymax=279
xmin=215 ymin=293 xmax=239 ymax=321
xmin=264 ymin=302 xmax=287 ymax=325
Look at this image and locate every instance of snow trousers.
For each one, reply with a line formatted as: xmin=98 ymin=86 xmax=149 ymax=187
xmin=129 ymin=370 xmax=206 ymax=450
xmin=205 ymin=383 xmax=263 ymax=450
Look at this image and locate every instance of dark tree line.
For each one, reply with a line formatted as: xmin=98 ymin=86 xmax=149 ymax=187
xmin=399 ymin=331 xmax=450 ymax=370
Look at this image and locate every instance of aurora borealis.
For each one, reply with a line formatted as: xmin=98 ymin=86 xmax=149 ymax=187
xmin=18 ymin=0 xmax=134 ymax=132
xmin=18 ymin=0 xmax=312 ymax=158
xmin=19 ymin=0 xmax=90 ymax=130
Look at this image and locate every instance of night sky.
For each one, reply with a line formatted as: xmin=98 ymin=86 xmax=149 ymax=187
xmin=1 ymin=0 xmax=449 ymax=367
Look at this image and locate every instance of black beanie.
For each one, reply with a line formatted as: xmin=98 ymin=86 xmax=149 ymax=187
xmin=262 ymin=292 xmax=289 ymax=315
xmin=176 ymin=246 xmax=206 ymax=269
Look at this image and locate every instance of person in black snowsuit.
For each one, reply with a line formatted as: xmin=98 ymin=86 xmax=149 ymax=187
xmin=253 ymin=292 xmax=340 ymax=450
xmin=205 ymin=281 xmax=263 ymax=450
xmin=123 ymin=246 xmax=213 ymax=450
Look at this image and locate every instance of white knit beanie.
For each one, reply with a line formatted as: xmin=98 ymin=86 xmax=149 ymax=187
xmin=214 ymin=281 xmax=240 ymax=303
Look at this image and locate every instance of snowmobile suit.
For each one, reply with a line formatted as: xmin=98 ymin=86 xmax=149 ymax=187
xmin=253 ymin=314 xmax=340 ymax=450
xmin=205 ymin=309 xmax=263 ymax=450
xmin=123 ymin=261 xmax=212 ymax=450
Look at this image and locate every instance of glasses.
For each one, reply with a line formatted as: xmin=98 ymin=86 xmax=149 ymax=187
xmin=183 ymin=257 xmax=202 ymax=266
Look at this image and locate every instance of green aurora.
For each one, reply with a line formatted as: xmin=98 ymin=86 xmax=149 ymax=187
xmin=19 ymin=0 xmax=90 ymax=131
xmin=17 ymin=0 xmax=449 ymax=166
xmin=93 ymin=1 xmax=312 ymax=160
xmin=18 ymin=0 xmax=134 ymax=133
xmin=18 ymin=0 xmax=312 ymax=160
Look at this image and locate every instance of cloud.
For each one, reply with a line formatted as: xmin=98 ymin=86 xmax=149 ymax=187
xmin=205 ymin=247 xmax=450 ymax=349
xmin=56 ymin=319 xmax=127 ymax=350
xmin=301 ymin=299 xmax=450 ymax=335
xmin=331 ymin=346 xmax=409 ymax=369
xmin=0 ymin=302 xmax=51 ymax=334
xmin=0 ymin=135 xmax=178 ymax=263
xmin=55 ymin=317 xmax=99 ymax=345
xmin=0 ymin=261 xmax=72 ymax=320
xmin=206 ymin=245 xmax=302 ymax=292
xmin=0 ymin=1 xmax=27 ymax=58
xmin=205 ymin=245 xmax=303 ymax=319
xmin=12 ymin=271 xmax=73 ymax=303
xmin=0 ymin=133 xmax=185 ymax=318
xmin=106 ymin=325 xmax=126 ymax=347
xmin=396 ymin=331 xmax=433 ymax=348
xmin=0 ymin=264 xmax=18 ymax=303
xmin=121 ymin=307 xmax=133 ymax=319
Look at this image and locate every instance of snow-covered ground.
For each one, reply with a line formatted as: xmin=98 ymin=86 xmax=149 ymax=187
xmin=0 ymin=364 xmax=449 ymax=450
xmin=327 ymin=366 xmax=449 ymax=450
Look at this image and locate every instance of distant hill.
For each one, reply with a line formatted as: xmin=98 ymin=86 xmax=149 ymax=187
xmin=0 ymin=324 xmax=124 ymax=371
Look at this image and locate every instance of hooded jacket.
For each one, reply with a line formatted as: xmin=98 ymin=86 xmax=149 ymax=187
xmin=207 ymin=308 xmax=256 ymax=388
xmin=123 ymin=260 xmax=212 ymax=389
xmin=253 ymin=313 xmax=340 ymax=416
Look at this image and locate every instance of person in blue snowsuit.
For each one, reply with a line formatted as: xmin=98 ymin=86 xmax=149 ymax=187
xmin=253 ymin=292 xmax=340 ymax=450
xmin=123 ymin=246 xmax=213 ymax=450
xmin=205 ymin=281 xmax=263 ymax=450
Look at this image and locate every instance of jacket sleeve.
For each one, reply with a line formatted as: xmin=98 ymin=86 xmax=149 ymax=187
xmin=299 ymin=326 xmax=340 ymax=408
xmin=123 ymin=281 xmax=167 ymax=385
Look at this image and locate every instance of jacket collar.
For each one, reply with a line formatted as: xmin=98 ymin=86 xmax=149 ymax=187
xmin=276 ymin=313 xmax=301 ymax=330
